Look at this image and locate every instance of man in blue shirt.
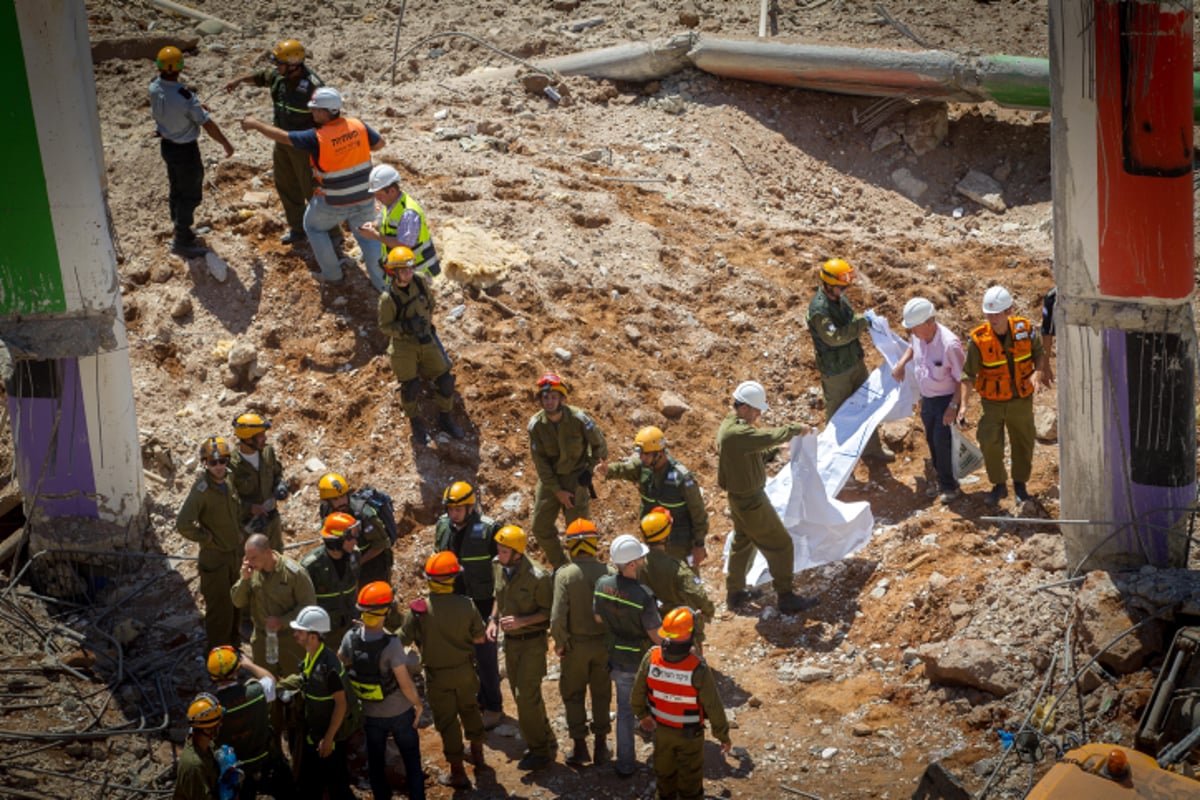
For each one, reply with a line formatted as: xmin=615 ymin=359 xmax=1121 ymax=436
xmin=149 ymin=46 xmax=234 ymax=257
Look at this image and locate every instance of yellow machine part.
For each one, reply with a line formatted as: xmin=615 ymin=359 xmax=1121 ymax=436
xmin=1025 ymin=744 xmax=1198 ymax=800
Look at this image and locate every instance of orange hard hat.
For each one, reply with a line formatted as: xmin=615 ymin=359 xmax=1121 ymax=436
xmin=424 ymin=551 xmax=463 ymax=580
xmin=357 ymin=581 xmax=394 ymax=611
xmin=659 ymin=607 xmax=695 ymax=641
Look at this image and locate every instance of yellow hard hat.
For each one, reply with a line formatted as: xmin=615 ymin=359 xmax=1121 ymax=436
xmin=819 ymin=258 xmax=855 ymax=286
xmin=640 ymin=508 xmax=672 ymax=544
xmin=318 ymin=473 xmax=349 ymax=500
xmin=442 ymin=481 xmax=476 ymax=508
xmin=199 ymin=436 xmax=231 ymax=461
xmin=233 ymin=412 xmax=270 ymax=441
xmin=271 ymin=39 xmax=305 ymax=65
xmin=385 ymin=246 xmax=415 ymax=273
xmin=187 ymin=693 xmax=224 ymax=730
xmin=156 ymin=46 xmax=184 ymax=72
xmin=494 ymin=525 xmax=527 ymax=554
xmin=206 ymin=646 xmax=240 ymax=680
xmin=634 ymin=426 xmax=666 ymax=454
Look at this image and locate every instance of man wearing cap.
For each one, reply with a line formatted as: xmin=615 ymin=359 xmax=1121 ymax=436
xmin=359 ymin=164 xmax=442 ymax=278
xmin=806 ymin=257 xmax=894 ymax=462
xmin=232 ymin=534 xmax=317 ymax=676
xmin=957 ymin=286 xmax=1051 ymax=507
xmin=594 ymin=534 xmax=661 ymax=778
xmin=149 ymin=45 xmax=235 ymax=257
xmin=717 ymin=381 xmax=815 ymax=615
xmin=224 ymin=39 xmax=324 ymax=244
xmin=891 ymin=298 xmax=966 ymax=504
xmin=241 ymin=87 xmax=385 ymax=289
xmin=597 ymin=426 xmax=709 ymax=568
xmin=527 ymin=373 xmax=608 ymax=568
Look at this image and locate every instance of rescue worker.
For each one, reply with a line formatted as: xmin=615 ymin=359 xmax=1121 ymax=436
xmin=806 ymin=257 xmax=894 ymax=462
xmin=359 ymin=164 xmax=442 ymax=278
xmin=223 ymin=39 xmax=324 ymax=244
xmin=598 ymin=426 xmax=709 ymax=567
xmin=487 ymin=525 xmax=556 ymax=770
xmin=177 ymin=437 xmax=243 ymax=651
xmin=717 ymin=381 xmax=816 ymax=614
xmin=241 ymin=87 xmax=385 ymax=288
xmin=174 ymin=693 xmax=224 ymax=800
xmin=150 ymin=45 xmax=234 ymax=257
xmin=231 ymin=533 xmax=317 ymax=677
xmin=207 ymin=646 xmax=293 ymax=798
xmin=549 ymin=519 xmax=612 ymax=767
xmin=1040 ymin=286 xmax=1057 ymax=383
xmin=432 ymin=481 xmax=504 ymax=728
xmin=316 ymin=473 xmax=392 ymax=587
xmin=281 ymin=606 xmax=355 ymax=800
xmin=891 ymin=298 xmax=966 ymax=504
xmin=955 ymin=285 xmax=1051 ymax=506
xmin=301 ymin=513 xmax=361 ymax=648
xmin=528 ymin=373 xmax=608 ymax=568
xmin=638 ymin=509 xmax=715 ymax=655
xmin=594 ymin=534 xmax=662 ymax=778
xmin=398 ymin=558 xmax=490 ymax=788
xmin=378 ymin=246 xmax=465 ymax=444
xmin=631 ymin=608 xmax=731 ymax=800
xmin=229 ymin=412 xmax=288 ymax=553
xmin=340 ymin=583 xmax=425 ymax=800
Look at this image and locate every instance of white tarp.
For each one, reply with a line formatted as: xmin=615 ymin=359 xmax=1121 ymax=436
xmin=727 ymin=315 xmax=919 ymax=587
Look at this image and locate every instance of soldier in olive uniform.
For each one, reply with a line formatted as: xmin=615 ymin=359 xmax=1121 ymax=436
xmin=631 ymin=608 xmax=731 ymax=800
xmin=433 ymin=481 xmax=504 ymax=728
xmin=301 ymin=513 xmax=361 ymax=649
xmin=806 ymin=257 xmax=894 ymax=462
xmin=378 ymin=245 xmax=464 ymax=445
xmin=594 ymin=534 xmax=662 ymax=778
xmin=229 ymin=412 xmax=288 ymax=553
xmin=177 ymin=436 xmax=244 ymax=651
xmin=175 ymin=693 xmax=224 ymax=800
xmin=549 ymin=519 xmax=612 ymax=767
xmin=718 ymin=381 xmax=816 ymax=615
xmin=598 ymin=426 xmax=709 ymax=567
xmin=398 ymin=556 xmax=489 ymax=788
xmin=487 ymin=525 xmax=556 ymax=770
xmin=527 ymin=373 xmax=608 ymax=568
xmin=638 ymin=509 xmax=715 ymax=654
xmin=316 ymin=473 xmax=393 ymax=587
xmin=207 ymin=646 xmax=293 ymax=799
xmin=232 ymin=534 xmax=317 ymax=677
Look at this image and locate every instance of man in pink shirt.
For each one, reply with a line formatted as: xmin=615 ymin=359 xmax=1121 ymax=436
xmin=891 ymin=298 xmax=966 ymax=504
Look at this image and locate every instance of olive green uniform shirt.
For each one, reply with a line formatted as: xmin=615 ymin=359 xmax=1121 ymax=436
xmin=378 ymin=274 xmax=436 ymax=350
xmin=173 ymin=739 xmax=219 ymax=800
xmin=399 ymin=592 xmax=485 ymax=671
xmin=606 ymin=455 xmax=708 ymax=550
xmin=228 ymin=445 xmax=283 ymax=525
xmin=177 ymin=473 xmax=242 ymax=554
xmin=549 ymin=555 xmax=610 ymax=652
xmin=716 ymin=414 xmax=807 ymax=497
xmin=527 ymin=405 xmax=608 ymax=494
xmin=493 ymin=556 xmax=552 ymax=636
xmin=640 ymin=549 xmax=714 ymax=621
xmin=231 ymin=554 xmax=316 ymax=672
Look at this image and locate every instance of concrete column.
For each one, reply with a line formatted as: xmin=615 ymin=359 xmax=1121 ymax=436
xmin=1049 ymin=0 xmax=1196 ymax=569
xmin=0 ymin=0 xmax=144 ymax=577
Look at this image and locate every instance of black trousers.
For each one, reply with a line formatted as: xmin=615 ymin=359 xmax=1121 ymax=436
xmin=160 ymin=138 xmax=204 ymax=238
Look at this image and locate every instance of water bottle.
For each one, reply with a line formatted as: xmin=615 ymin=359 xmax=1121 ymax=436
xmin=265 ymin=630 xmax=279 ymax=665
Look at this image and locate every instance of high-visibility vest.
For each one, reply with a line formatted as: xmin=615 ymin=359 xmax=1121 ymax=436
xmin=970 ymin=317 xmax=1035 ymax=401
xmin=379 ymin=193 xmax=441 ymax=276
xmin=646 ymin=648 xmax=703 ymax=728
xmin=311 ymin=117 xmax=372 ymax=206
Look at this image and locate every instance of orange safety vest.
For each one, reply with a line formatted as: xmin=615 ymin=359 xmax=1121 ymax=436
xmin=646 ymin=648 xmax=703 ymax=728
xmin=311 ymin=117 xmax=372 ymax=206
xmin=970 ymin=317 xmax=1035 ymax=401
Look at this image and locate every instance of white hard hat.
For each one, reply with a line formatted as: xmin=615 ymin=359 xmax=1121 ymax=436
xmin=733 ymin=380 xmax=769 ymax=411
xmin=307 ymin=87 xmax=343 ymax=112
xmin=609 ymin=534 xmax=649 ymax=566
xmin=368 ymin=164 xmax=400 ymax=193
xmin=982 ymin=286 xmax=1013 ymax=314
xmin=289 ymin=605 xmax=331 ymax=634
xmin=902 ymin=297 xmax=935 ymax=329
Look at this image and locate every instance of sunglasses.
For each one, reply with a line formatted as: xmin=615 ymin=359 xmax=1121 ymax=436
xmin=207 ymin=457 xmax=229 ymax=466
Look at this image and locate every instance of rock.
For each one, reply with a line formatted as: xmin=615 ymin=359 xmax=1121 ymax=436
xmin=552 ymin=0 xmax=580 ymax=10
xmin=956 ymin=170 xmax=1007 ymax=213
xmin=304 ymin=457 xmax=327 ymax=473
xmin=917 ymin=639 xmax=1020 ymax=696
xmin=821 ymin=747 xmax=839 ymax=760
xmin=1072 ymin=571 xmax=1163 ymax=674
xmin=870 ymin=126 xmax=901 ymax=152
xmin=170 ymin=295 xmax=193 ymax=319
xmin=227 ymin=341 xmax=257 ymax=368
xmin=624 ymin=324 xmax=642 ymax=343
xmin=205 ymin=251 xmax=229 ymax=282
xmin=948 ymin=602 xmax=972 ymax=619
xmin=112 ymin=618 xmax=144 ymax=645
xmin=891 ymin=168 xmax=928 ymax=200
xmin=659 ymin=390 xmax=691 ymax=420
xmin=151 ymin=263 xmax=174 ymax=283
xmin=851 ymin=722 xmax=874 ymax=737
xmin=795 ymin=666 xmax=833 ymax=683
xmin=195 ymin=19 xmax=226 ymax=36
xmin=1034 ymin=405 xmax=1058 ymax=442
xmin=62 ymin=648 xmax=96 ymax=669
xmin=91 ymin=35 xmax=200 ymax=64
xmin=678 ymin=0 xmax=701 ymax=27
xmin=554 ymin=347 xmax=572 ymax=363
xmin=501 ymin=492 xmax=524 ymax=516
xmin=580 ymin=149 xmax=605 ymax=163
xmin=520 ymin=73 xmax=551 ymax=94
xmin=242 ymin=191 xmax=271 ymax=206
xmin=901 ymin=103 xmax=949 ymax=155
xmin=126 ymin=262 xmax=151 ymax=285
xmin=123 ymin=296 xmax=139 ymax=321
xmin=1015 ymin=534 xmax=1066 ymax=572
xmin=927 ymin=571 xmax=949 ymax=591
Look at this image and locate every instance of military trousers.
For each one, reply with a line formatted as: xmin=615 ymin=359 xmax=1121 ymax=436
xmin=388 ymin=335 xmax=453 ymax=418
xmin=558 ymin=635 xmax=611 ymax=740
xmin=821 ymin=359 xmax=885 ymax=457
xmin=725 ymin=489 xmax=794 ymax=596
xmin=652 ymin=724 xmax=706 ymax=800
xmin=977 ymin=396 xmax=1035 ymax=484
xmin=272 ymin=141 xmax=314 ymax=234
xmin=503 ymin=632 xmax=555 ymax=757
xmin=530 ymin=480 xmax=590 ymax=568
xmin=425 ymin=662 xmax=484 ymax=760
xmin=197 ymin=547 xmax=241 ymax=651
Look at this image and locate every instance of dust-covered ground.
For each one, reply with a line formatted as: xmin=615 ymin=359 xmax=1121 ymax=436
xmin=2 ymin=1 xmax=1198 ymax=798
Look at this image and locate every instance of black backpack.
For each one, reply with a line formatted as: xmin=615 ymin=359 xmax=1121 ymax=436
xmin=352 ymin=487 xmax=398 ymax=546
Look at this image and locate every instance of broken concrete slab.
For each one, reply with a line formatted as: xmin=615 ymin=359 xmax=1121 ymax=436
xmin=956 ymin=170 xmax=1007 ymax=212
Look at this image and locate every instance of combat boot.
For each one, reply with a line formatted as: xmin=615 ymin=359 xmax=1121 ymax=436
xmin=409 ymin=418 xmax=429 ymax=446
xmin=778 ymin=592 xmax=819 ymax=614
xmin=470 ymin=741 xmax=491 ymax=771
xmin=438 ymin=412 xmax=465 ymax=440
xmin=592 ymin=737 xmax=609 ymax=765
xmin=438 ymin=760 xmax=471 ymax=789
xmin=566 ymin=737 xmax=590 ymax=766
